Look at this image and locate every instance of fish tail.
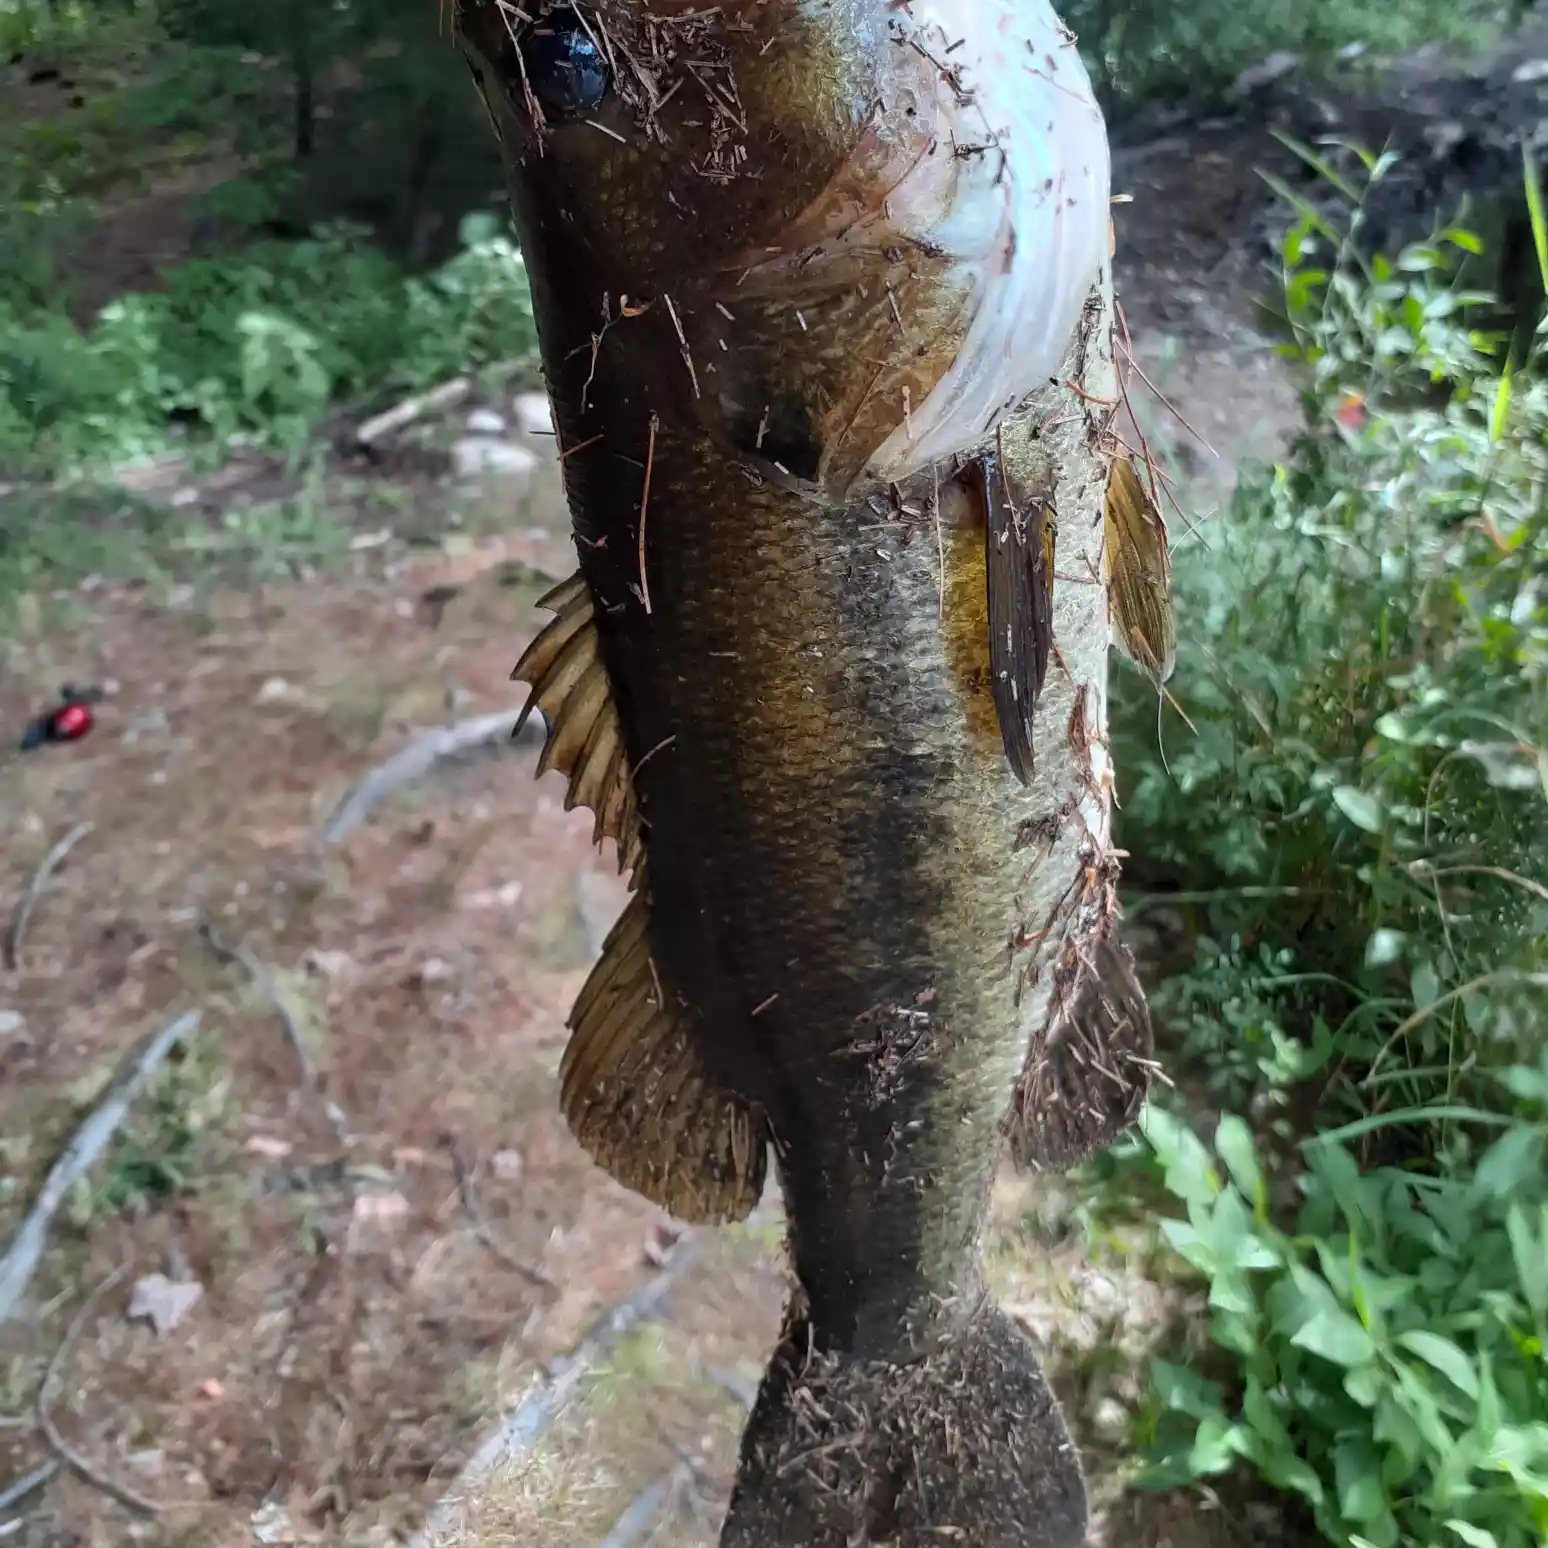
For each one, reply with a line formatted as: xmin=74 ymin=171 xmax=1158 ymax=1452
xmin=719 ymin=1300 xmax=1086 ymax=1548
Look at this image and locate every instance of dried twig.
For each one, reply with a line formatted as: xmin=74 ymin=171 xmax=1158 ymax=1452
xmin=38 ymin=1263 xmax=160 ymax=1515
xmin=403 ymin=1232 xmax=704 ymax=1548
xmin=323 ymin=708 xmax=544 ymax=844
xmin=0 ymin=1459 xmax=59 ymax=1515
xmin=449 ymin=1146 xmax=557 ymax=1294
xmin=354 ymin=377 xmax=471 ymax=447
xmin=0 ymin=1011 xmax=202 ymax=1325
xmin=595 ymin=1465 xmax=692 ymax=1548
xmin=5 ymin=821 xmax=94 ymax=973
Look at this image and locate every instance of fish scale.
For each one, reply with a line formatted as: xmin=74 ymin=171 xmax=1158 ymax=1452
xmin=453 ymin=1 xmax=1167 ymax=1543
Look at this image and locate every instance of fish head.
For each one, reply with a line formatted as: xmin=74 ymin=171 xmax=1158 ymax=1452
xmin=459 ymin=2 xmax=902 ymax=278
xmin=457 ymin=0 xmax=1110 ymax=490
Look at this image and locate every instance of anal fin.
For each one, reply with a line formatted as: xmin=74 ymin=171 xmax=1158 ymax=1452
xmin=512 ymin=572 xmax=643 ymax=880
xmin=560 ymin=886 xmax=770 ymax=1225
xmin=1005 ymin=934 xmax=1155 ymax=1173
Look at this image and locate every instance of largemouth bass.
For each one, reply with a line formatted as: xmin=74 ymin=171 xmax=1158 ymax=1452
xmin=451 ymin=3 xmax=1159 ymax=1543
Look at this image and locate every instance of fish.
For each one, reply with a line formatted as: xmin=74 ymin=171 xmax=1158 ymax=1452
xmin=451 ymin=2 xmax=1157 ymax=1543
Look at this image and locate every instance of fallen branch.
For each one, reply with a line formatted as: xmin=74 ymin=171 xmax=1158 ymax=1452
xmin=0 ymin=1459 xmax=59 ymax=1515
xmin=354 ymin=377 xmax=471 ymax=448
xmin=449 ymin=1146 xmax=557 ymax=1295
xmin=323 ymin=708 xmax=544 ymax=845
xmin=404 ymin=1232 xmax=704 ymax=1548
xmin=4 ymin=822 xmax=94 ymax=972
xmin=38 ymin=1263 xmax=160 ymax=1515
xmin=0 ymin=1011 xmax=202 ymax=1325
xmin=595 ymin=1466 xmax=692 ymax=1548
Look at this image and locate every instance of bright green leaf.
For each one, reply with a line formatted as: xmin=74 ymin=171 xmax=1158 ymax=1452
xmin=1332 ymin=785 xmax=1384 ymax=833
xmin=1395 ymin=1331 xmax=1479 ymax=1400
xmin=1292 ymin=1305 xmax=1376 ymax=1367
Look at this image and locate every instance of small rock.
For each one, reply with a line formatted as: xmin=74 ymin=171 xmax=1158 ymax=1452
xmin=257 ymin=677 xmax=293 ymax=704
xmin=352 ymin=1192 xmax=411 ymax=1225
xmin=466 ymin=407 xmax=508 ymax=435
xmin=128 ymin=1272 xmax=205 ymax=1337
xmin=452 ymin=436 xmax=538 ymax=480
xmin=1088 ymin=1395 xmax=1129 ymax=1446
xmin=1232 ymin=50 xmax=1298 ymax=94
xmin=170 ymin=487 xmax=201 ymax=509
xmin=303 ymin=948 xmax=360 ymax=984
xmin=1514 ymin=58 xmax=1548 ymax=85
xmin=1071 ymin=1266 xmax=1123 ymax=1319
xmin=490 ymin=1148 xmax=524 ymax=1184
xmin=124 ymin=709 xmax=169 ymax=744
xmin=418 ymin=956 xmax=453 ymax=985
xmin=511 ymin=390 xmax=555 ymax=436
xmin=251 ymin=1502 xmax=297 ymax=1545
xmin=0 ymin=1010 xmax=24 ymax=1038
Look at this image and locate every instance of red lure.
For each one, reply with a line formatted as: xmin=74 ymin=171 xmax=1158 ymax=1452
xmin=18 ymin=686 xmax=100 ymax=751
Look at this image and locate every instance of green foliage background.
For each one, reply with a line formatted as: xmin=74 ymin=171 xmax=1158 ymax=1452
xmin=1094 ymin=155 xmax=1548 ymax=1547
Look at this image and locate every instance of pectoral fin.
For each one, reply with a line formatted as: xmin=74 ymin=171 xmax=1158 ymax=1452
xmin=1005 ymin=934 xmax=1154 ymax=1173
xmin=965 ymin=453 xmax=1055 ymax=785
xmin=560 ymin=884 xmax=770 ymax=1224
xmin=512 ymin=572 xmax=645 ymax=878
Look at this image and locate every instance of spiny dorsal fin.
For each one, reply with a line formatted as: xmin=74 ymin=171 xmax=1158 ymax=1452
xmin=560 ymin=886 xmax=770 ymax=1225
xmin=512 ymin=572 xmax=643 ymax=879
xmin=1004 ymin=934 xmax=1155 ymax=1173
xmin=1103 ymin=457 xmax=1177 ymax=689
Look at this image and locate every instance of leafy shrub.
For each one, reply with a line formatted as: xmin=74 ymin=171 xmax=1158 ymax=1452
xmin=1115 ymin=149 xmax=1547 ymax=1123
xmin=0 ymin=215 xmax=536 ymax=475
xmin=1136 ymin=1096 xmax=1548 ymax=1548
xmin=1064 ymin=0 xmax=1504 ymax=107
xmin=1099 ymin=151 xmax=1548 ymax=1546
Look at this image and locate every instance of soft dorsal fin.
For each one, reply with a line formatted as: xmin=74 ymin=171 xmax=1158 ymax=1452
xmin=512 ymin=572 xmax=644 ymax=879
xmin=559 ymin=882 xmax=771 ymax=1224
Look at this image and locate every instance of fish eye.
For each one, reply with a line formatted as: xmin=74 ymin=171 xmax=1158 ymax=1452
xmin=521 ymin=7 xmax=611 ymax=120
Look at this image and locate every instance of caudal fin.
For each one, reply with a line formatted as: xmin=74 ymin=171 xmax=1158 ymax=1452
xmin=718 ymin=1302 xmax=1086 ymax=1548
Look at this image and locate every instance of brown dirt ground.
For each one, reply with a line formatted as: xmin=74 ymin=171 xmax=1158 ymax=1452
xmin=0 ymin=56 xmax=1316 ymax=1548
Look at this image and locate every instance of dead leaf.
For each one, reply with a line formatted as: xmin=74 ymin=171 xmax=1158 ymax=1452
xmin=128 ymin=1273 xmax=205 ymax=1337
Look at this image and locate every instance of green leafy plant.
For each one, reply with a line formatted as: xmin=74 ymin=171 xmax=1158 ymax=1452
xmin=1114 ymin=146 xmax=1547 ymax=1125
xmin=1063 ymin=0 xmax=1502 ymax=107
xmin=0 ymin=219 xmax=536 ymax=476
xmin=1097 ymin=147 xmax=1548 ymax=1548
xmin=1134 ymin=1096 xmax=1548 ymax=1548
